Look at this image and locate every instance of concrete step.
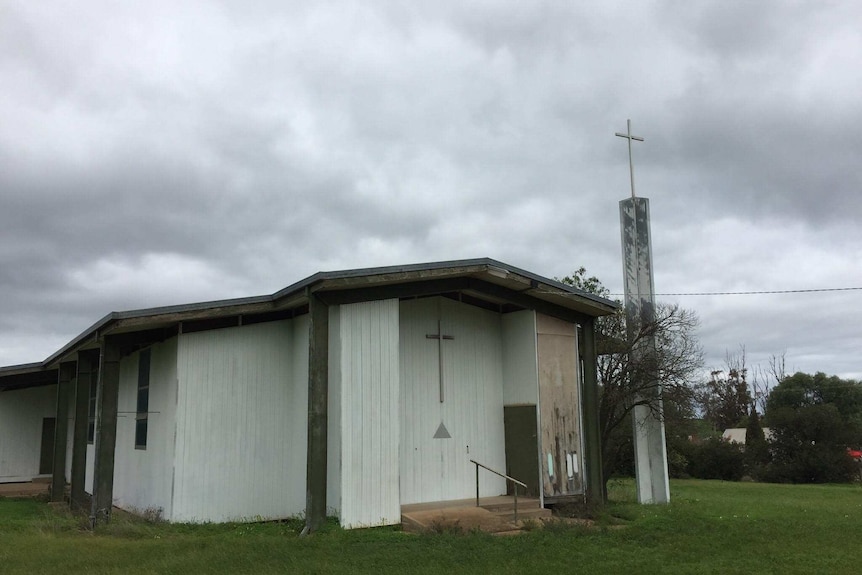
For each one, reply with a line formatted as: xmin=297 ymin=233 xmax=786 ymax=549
xmin=402 ymin=506 xmax=515 ymax=534
xmin=401 ymin=496 xmax=552 ymax=534
xmin=479 ymin=499 xmax=543 ymax=513
xmin=489 ymin=507 xmax=552 ymax=522
xmin=0 ymin=482 xmax=49 ymax=498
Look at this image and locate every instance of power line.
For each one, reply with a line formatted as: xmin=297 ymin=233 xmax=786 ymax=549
xmin=609 ymin=286 xmax=862 ymax=297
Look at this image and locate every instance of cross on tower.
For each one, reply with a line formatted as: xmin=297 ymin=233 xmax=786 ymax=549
xmin=615 ymin=119 xmax=644 ymax=199
xmin=425 ymin=319 xmax=454 ymax=403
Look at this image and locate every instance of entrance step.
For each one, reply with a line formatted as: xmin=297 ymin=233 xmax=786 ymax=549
xmin=401 ymin=496 xmax=549 ymax=534
xmin=0 ymin=481 xmax=50 ymax=498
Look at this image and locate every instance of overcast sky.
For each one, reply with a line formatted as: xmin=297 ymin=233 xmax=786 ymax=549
xmin=2 ymin=1 xmax=861 ymax=384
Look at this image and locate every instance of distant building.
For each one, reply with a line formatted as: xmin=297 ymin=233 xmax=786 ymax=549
xmin=722 ymin=427 xmax=773 ymax=444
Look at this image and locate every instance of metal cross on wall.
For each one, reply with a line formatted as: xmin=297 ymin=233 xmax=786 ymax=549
xmin=426 ymin=319 xmax=454 ymax=403
xmin=615 ymin=118 xmax=644 ymax=199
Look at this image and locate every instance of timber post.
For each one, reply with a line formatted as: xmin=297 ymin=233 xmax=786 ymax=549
xmin=70 ymin=350 xmax=97 ymax=510
xmin=303 ymin=291 xmax=329 ymax=534
xmin=580 ymin=318 xmax=604 ymax=507
xmin=91 ymin=337 xmax=120 ymax=526
xmin=50 ymin=362 xmax=75 ymax=502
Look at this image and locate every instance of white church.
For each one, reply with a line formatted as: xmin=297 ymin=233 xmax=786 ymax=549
xmin=0 ymin=258 xmax=617 ymax=529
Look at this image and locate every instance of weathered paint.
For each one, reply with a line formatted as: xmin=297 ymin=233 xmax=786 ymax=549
xmin=620 ymin=197 xmax=670 ymax=504
xmin=0 ymin=385 xmax=56 ymax=482
xmin=173 ymin=319 xmax=308 ymax=522
xmin=112 ymin=339 xmax=178 ymax=518
xmin=536 ymin=314 xmax=584 ymax=497
xmin=399 ymin=297 xmax=506 ymax=504
xmin=336 ymin=299 xmax=400 ymax=528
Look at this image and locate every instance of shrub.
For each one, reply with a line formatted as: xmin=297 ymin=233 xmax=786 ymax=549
xmin=686 ymin=437 xmax=746 ymax=481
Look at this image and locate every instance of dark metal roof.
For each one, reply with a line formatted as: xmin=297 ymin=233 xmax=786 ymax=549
xmin=4 ymin=258 xmax=619 ymax=378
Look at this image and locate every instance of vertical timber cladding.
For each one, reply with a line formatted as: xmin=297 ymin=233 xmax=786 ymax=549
xmin=111 ymin=341 xmax=178 ymax=520
xmin=536 ymin=313 xmax=584 ymax=497
xmin=337 ymin=299 xmax=400 ymax=528
xmin=174 ymin=319 xmax=307 ymax=523
xmin=399 ymin=297 xmax=506 ymax=505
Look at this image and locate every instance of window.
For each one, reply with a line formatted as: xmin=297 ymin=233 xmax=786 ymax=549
xmin=135 ymin=348 xmax=151 ymax=450
xmin=87 ymin=378 xmax=97 ymax=444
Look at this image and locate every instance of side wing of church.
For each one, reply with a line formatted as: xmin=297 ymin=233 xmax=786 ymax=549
xmin=0 ymin=258 xmax=618 ymax=529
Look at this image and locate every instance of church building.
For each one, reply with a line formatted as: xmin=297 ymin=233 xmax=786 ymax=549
xmin=0 ymin=258 xmax=617 ymax=529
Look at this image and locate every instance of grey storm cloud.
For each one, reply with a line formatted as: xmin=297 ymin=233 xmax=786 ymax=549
xmin=1 ymin=1 xmax=861 ymax=380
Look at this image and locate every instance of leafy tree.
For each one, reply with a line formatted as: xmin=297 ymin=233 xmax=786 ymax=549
xmin=745 ymin=405 xmax=765 ymax=446
xmin=764 ymin=372 xmax=862 ymax=483
xmin=561 ymin=268 xmax=703 ymax=496
xmin=744 ymin=404 xmax=770 ymax=474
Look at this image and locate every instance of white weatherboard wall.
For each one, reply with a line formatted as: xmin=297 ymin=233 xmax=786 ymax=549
xmin=173 ymin=319 xmax=308 ymax=522
xmin=84 ymin=444 xmax=95 ymax=494
xmin=0 ymin=385 xmax=56 ymax=482
xmin=113 ymin=339 xmax=178 ymax=518
xmin=336 ymin=299 xmax=400 ymax=528
xmin=400 ymin=297 xmax=506 ymax=504
xmin=502 ymin=310 xmax=539 ymax=406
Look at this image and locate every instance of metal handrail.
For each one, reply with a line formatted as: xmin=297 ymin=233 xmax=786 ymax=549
xmin=469 ymin=459 xmax=528 ymax=521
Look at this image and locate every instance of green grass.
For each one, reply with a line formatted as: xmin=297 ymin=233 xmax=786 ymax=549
xmin=2 ymin=479 xmax=862 ymax=574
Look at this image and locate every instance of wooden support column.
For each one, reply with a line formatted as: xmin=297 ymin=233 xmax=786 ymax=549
xmin=50 ymin=362 xmax=75 ymax=502
xmin=303 ymin=291 xmax=329 ymax=535
xmin=91 ymin=337 xmax=120 ymax=526
xmin=70 ymin=350 xmax=97 ymax=510
xmin=580 ymin=318 xmax=604 ymax=507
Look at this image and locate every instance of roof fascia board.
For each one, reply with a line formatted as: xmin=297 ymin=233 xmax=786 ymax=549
xmin=20 ymin=257 xmax=619 ymax=372
xmin=109 ymin=300 xmax=279 ymax=332
xmin=317 ymin=277 xmax=474 ymax=305
xmin=463 ymin=278 xmax=600 ymax=324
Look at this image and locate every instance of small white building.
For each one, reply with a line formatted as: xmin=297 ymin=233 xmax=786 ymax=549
xmin=0 ymin=259 xmax=617 ymax=529
xmin=722 ymin=427 xmax=773 ymax=444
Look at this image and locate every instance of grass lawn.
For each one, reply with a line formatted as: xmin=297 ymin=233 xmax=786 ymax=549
xmin=2 ymin=479 xmax=861 ymax=574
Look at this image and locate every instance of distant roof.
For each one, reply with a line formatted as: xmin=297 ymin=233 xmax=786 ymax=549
xmin=2 ymin=258 xmax=619 ymax=386
xmin=722 ymin=428 xmax=773 ymax=443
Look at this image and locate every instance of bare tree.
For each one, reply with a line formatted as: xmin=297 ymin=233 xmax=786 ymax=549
xmin=769 ymin=352 xmax=787 ymax=385
xmin=561 ymin=268 xmax=703 ymax=494
xmin=695 ymin=347 xmax=752 ymax=432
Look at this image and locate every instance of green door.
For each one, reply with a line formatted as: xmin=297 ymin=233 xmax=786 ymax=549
xmin=503 ymin=405 xmax=540 ymax=497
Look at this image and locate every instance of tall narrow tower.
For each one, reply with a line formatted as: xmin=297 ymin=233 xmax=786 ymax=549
xmin=616 ymin=120 xmax=670 ymax=504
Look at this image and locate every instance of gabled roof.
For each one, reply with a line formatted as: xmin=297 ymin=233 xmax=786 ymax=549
xmin=2 ymin=258 xmax=619 ymax=386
